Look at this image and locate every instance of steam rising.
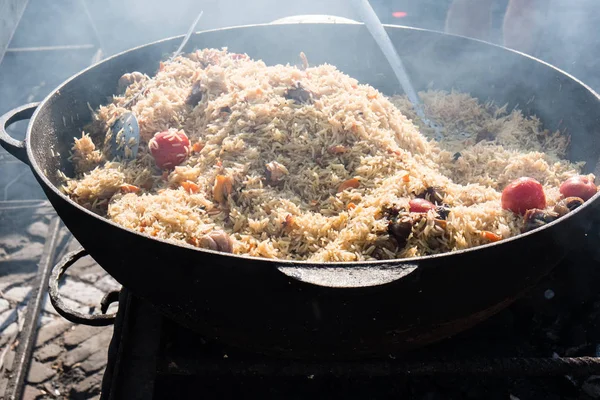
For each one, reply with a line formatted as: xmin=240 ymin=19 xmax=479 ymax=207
xmin=444 ymin=0 xmax=600 ymax=90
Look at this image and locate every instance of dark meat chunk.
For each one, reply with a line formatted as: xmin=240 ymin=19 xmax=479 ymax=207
xmin=371 ymin=240 xmax=397 ymax=260
xmin=475 ymin=128 xmax=495 ymax=142
xmin=388 ymin=216 xmax=413 ymax=247
xmin=265 ymin=161 xmax=289 ymax=186
xmin=383 ymin=205 xmax=401 ymax=219
xmin=522 ymin=209 xmax=558 ymax=233
xmin=435 ymin=205 xmax=451 ymax=220
xmin=416 ymin=187 xmax=445 ymax=205
xmin=186 ymin=81 xmax=203 ymax=106
xmin=553 ymin=197 xmax=584 ymax=217
xmin=284 ymin=82 xmax=313 ymax=105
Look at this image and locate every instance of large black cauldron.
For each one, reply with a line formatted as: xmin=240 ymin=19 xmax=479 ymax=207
xmin=2 ymin=23 xmax=600 ymax=359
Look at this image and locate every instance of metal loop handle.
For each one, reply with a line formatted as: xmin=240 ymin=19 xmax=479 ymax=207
xmin=0 ymin=102 xmax=39 ymax=165
xmin=49 ymin=248 xmax=118 ymax=326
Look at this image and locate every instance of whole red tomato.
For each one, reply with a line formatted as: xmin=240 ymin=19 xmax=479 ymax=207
xmin=501 ymin=177 xmax=546 ymax=215
xmin=559 ymin=176 xmax=597 ymax=201
xmin=409 ymin=198 xmax=435 ymax=213
xmin=148 ymin=129 xmax=191 ymax=170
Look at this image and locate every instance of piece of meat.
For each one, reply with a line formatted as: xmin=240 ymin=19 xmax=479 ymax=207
xmin=284 ymin=82 xmax=313 ymax=104
xmin=117 ymin=72 xmax=146 ymax=94
xmin=186 ymin=81 xmax=203 ymax=105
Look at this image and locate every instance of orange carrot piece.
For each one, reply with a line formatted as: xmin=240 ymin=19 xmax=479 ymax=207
xmin=181 ymin=181 xmax=200 ymax=194
xmin=481 ymin=231 xmax=502 ymax=242
xmin=435 ymin=219 xmax=447 ymax=229
xmin=120 ymin=184 xmax=140 ymax=194
xmin=192 ymin=142 xmax=204 ymax=153
xmin=213 ymin=175 xmax=233 ymax=203
xmin=337 ymin=178 xmax=360 ymax=192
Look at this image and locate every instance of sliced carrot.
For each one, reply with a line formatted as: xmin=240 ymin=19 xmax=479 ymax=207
xmin=213 ymin=175 xmax=233 ymax=203
xmin=187 ymin=237 xmax=199 ymax=247
xmin=347 ymin=202 xmax=357 ymax=210
xmin=402 ymin=174 xmax=410 ymax=183
xmin=337 ymin=178 xmax=360 ymax=193
xmin=192 ymin=142 xmax=204 ymax=153
xmin=120 ymin=184 xmax=140 ymax=194
xmin=181 ymin=181 xmax=200 ymax=194
xmin=282 ymin=214 xmax=296 ymax=231
xmin=256 ymin=88 xmax=263 ymax=95
xmin=481 ymin=231 xmax=502 ymax=242
xmin=435 ymin=219 xmax=447 ymax=229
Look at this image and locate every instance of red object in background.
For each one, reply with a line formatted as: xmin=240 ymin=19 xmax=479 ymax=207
xmin=392 ymin=11 xmax=408 ymax=18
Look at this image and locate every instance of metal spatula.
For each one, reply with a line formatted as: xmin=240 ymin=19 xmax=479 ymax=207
xmin=108 ymin=11 xmax=204 ymax=160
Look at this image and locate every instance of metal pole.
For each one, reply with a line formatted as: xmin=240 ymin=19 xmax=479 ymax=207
xmin=5 ymin=217 xmax=61 ymax=400
xmin=6 ymin=44 xmax=96 ymax=52
xmin=0 ymin=0 xmax=30 ymax=65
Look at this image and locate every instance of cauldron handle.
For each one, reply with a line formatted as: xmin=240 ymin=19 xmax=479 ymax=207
xmin=49 ymin=248 xmax=118 ymax=326
xmin=0 ymin=102 xmax=39 ymax=165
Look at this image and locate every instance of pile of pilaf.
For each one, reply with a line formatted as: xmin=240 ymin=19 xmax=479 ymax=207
xmin=61 ymin=48 xmax=590 ymax=262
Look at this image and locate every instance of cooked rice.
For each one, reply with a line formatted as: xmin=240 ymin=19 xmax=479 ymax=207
xmin=62 ymin=48 xmax=590 ymax=262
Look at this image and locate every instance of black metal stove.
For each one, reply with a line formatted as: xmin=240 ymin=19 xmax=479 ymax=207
xmin=87 ymin=228 xmax=600 ymax=400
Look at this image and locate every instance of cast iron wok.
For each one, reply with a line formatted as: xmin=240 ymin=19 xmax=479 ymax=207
xmin=2 ymin=23 xmax=600 ymax=360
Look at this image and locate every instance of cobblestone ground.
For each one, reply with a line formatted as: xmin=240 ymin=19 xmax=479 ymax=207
xmin=0 ymin=184 xmax=120 ymax=400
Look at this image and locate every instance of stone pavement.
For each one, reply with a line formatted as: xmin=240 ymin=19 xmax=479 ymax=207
xmin=0 ymin=197 xmax=121 ymax=400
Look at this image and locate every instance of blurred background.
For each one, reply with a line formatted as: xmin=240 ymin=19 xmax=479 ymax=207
xmin=0 ymin=0 xmax=599 ymax=201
